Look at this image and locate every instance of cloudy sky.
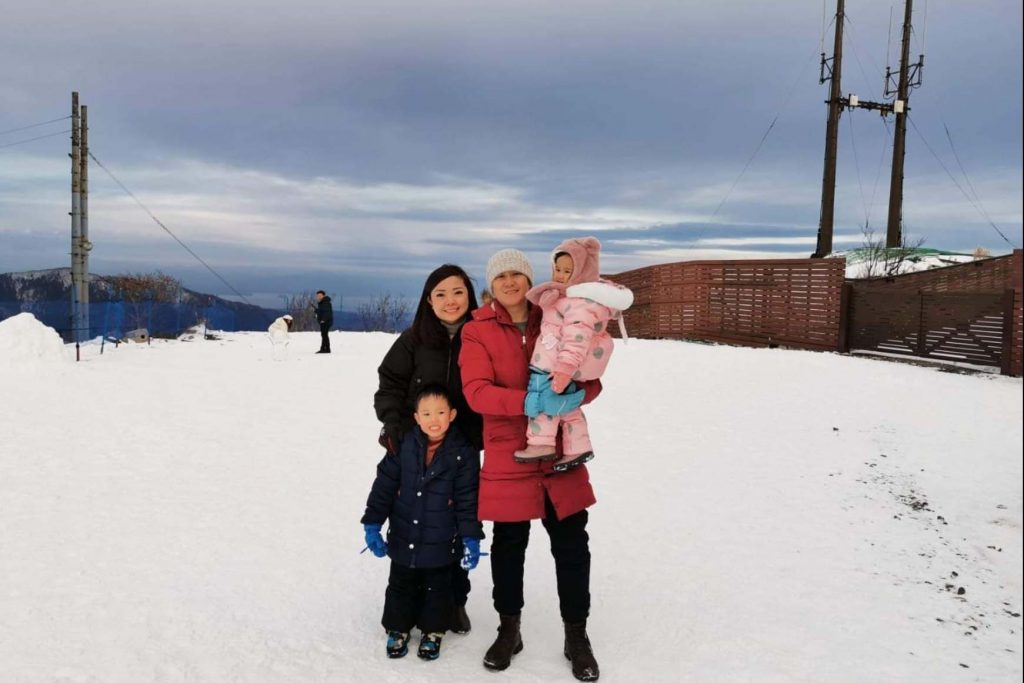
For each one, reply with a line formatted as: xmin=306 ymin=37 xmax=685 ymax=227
xmin=1 ymin=0 xmax=1021 ymax=308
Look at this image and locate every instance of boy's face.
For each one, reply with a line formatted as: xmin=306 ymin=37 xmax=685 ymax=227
xmin=414 ymin=394 xmax=457 ymax=442
xmin=553 ymin=254 xmax=574 ymax=284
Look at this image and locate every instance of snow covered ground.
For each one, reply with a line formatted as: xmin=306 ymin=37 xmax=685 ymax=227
xmin=1 ymin=314 xmax=1021 ymax=682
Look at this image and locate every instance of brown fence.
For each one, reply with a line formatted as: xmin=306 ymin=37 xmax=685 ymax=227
xmin=845 ymin=250 xmax=1023 ymax=375
xmin=610 ymin=258 xmax=846 ymax=350
xmin=1009 ymin=255 xmax=1024 ymax=376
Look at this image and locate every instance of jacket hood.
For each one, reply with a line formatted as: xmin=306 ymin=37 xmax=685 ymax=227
xmin=552 ymin=236 xmax=602 ymax=286
xmin=527 ymin=279 xmax=633 ymax=312
xmin=566 ymin=280 xmax=634 ymax=311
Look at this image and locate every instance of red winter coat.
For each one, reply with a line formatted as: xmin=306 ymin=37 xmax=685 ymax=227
xmin=459 ymin=301 xmax=600 ymax=522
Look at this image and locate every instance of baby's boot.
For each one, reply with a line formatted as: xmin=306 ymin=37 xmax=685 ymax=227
xmin=552 ymin=451 xmax=594 ymax=472
xmin=514 ymin=444 xmax=558 ymax=463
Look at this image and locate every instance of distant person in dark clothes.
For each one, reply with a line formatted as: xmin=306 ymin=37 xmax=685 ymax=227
xmin=374 ymin=264 xmax=483 ymax=635
xmin=313 ymin=290 xmax=333 ymax=353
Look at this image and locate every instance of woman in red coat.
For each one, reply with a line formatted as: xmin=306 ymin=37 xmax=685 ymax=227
xmin=459 ymin=248 xmax=601 ymax=682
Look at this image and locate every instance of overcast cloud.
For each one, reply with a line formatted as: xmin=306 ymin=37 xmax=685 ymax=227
xmin=1 ymin=0 xmax=1020 ymax=307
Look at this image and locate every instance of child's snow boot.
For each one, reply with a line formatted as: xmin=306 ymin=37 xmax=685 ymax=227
xmin=552 ymin=451 xmax=594 ymax=472
xmin=564 ymin=619 xmax=600 ymax=681
xmin=483 ymin=613 xmax=523 ymax=671
xmin=513 ymin=444 xmax=558 ymax=463
xmin=417 ymin=632 xmax=444 ymax=660
xmin=386 ymin=630 xmax=410 ymax=658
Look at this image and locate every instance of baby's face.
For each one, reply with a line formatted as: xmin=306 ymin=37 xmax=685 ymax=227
xmin=552 ymin=254 xmax=574 ymax=284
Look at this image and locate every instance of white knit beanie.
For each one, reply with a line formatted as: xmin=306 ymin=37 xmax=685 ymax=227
xmin=486 ymin=248 xmax=534 ymax=288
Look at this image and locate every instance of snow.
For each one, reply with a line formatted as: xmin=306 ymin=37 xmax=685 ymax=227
xmin=840 ymin=251 xmax=978 ymax=280
xmin=1 ymin=330 xmax=1021 ymax=682
xmin=0 ymin=312 xmax=71 ymax=368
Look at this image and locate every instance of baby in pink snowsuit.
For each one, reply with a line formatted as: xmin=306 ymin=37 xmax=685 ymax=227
xmin=513 ymin=236 xmax=633 ymax=471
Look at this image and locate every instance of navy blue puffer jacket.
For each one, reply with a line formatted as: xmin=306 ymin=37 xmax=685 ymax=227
xmin=361 ymin=423 xmax=483 ymax=569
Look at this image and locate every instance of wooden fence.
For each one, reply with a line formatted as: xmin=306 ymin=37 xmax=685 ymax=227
xmin=610 ymin=258 xmax=846 ymax=350
xmin=844 ymin=250 xmax=1023 ymax=375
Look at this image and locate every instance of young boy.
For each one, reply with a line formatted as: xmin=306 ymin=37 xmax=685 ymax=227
xmin=361 ymin=384 xmax=483 ymax=660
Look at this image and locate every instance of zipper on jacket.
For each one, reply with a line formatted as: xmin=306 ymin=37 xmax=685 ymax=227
xmin=445 ymin=345 xmax=452 ymax=385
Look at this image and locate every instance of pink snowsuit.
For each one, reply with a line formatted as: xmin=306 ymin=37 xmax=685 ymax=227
xmin=524 ymin=237 xmax=633 ymax=456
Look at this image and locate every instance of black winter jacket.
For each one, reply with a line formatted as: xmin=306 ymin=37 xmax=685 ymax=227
xmin=361 ymin=424 xmax=483 ymax=569
xmin=316 ymin=296 xmax=333 ymax=327
xmin=374 ymin=327 xmax=483 ymax=451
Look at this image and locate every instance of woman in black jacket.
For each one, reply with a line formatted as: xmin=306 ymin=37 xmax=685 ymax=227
xmin=374 ymin=263 xmax=483 ymax=633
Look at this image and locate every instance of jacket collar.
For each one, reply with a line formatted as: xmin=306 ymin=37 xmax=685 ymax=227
xmin=472 ymin=300 xmax=538 ymax=328
xmin=409 ymin=422 xmax=468 ymax=452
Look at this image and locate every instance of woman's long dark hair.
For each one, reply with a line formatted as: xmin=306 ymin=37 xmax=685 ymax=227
xmin=409 ymin=264 xmax=479 ymax=347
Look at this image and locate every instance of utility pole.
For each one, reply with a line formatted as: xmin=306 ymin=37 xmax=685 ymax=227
xmin=69 ymin=93 xmax=94 ymax=344
xmin=813 ymin=0 xmax=846 ymax=258
xmin=80 ymin=104 xmax=91 ymax=340
xmin=70 ymin=92 xmax=83 ymax=343
xmin=813 ymin=0 xmax=923 ymax=256
xmin=885 ymin=0 xmax=923 ymax=248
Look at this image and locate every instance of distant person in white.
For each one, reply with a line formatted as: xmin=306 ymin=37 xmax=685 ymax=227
xmin=268 ymin=314 xmax=294 ymax=359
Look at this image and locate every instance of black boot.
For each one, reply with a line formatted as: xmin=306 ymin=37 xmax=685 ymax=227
xmin=451 ymin=604 xmax=472 ymax=634
xmin=482 ymin=614 xmax=523 ymax=671
xmin=564 ymin=620 xmax=599 ymax=681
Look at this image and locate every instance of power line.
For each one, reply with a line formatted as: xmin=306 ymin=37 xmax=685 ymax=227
xmin=699 ymin=49 xmax=821 ymax=234
xmin=0 ymin=115 xmax=71 ymax=137
xmin=906 ymin=116 xmax=1017 ymax=248
xmin=942 ymin=121 xmax=1015 ymax=247
xmin=0 ymin=128 xmax=71 ymax=150
xmin=866 ymin=115 xmax=893 ymax=229
xmin=846 ymin=113 xmax=869 ymax=228
xmin=87 ymin=151 xmax=271 ymax=318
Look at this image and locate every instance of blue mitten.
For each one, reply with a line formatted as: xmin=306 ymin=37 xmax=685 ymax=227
xmin=363 ymin=523 xmax=387 ymax=558
xmin=461 ymin=537 xmax=481 ymax=571
xmin=539 ymin=384 xmax=585 ymax=415
xmin=524 ymin=371 xmax=551 ymax=417
xmin=524 ymin=390 xmax=543 ymax=418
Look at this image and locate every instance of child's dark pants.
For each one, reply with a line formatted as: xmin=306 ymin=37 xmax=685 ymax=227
xmin=453 ymin=563 xmax=471 ymax=606
xmin=382 ymin=562 xmax=454 ymax=633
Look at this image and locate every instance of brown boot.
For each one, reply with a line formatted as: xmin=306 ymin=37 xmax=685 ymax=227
xmin=564 ymin=620 xmax=599 ymax=681
xmin=482 ymin=613 xmax=523 ymax=671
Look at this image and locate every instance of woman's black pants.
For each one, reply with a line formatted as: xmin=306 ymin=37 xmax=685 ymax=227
xmin=489 ymin=496 xmax=591 ymax=623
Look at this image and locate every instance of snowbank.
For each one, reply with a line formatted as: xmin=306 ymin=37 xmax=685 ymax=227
xmin=0 ymin=312 xmax=70 ymax=367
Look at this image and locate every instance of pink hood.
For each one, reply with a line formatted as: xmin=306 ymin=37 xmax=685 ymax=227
xmin=553 ymin=236 xmax=601 ymax=286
